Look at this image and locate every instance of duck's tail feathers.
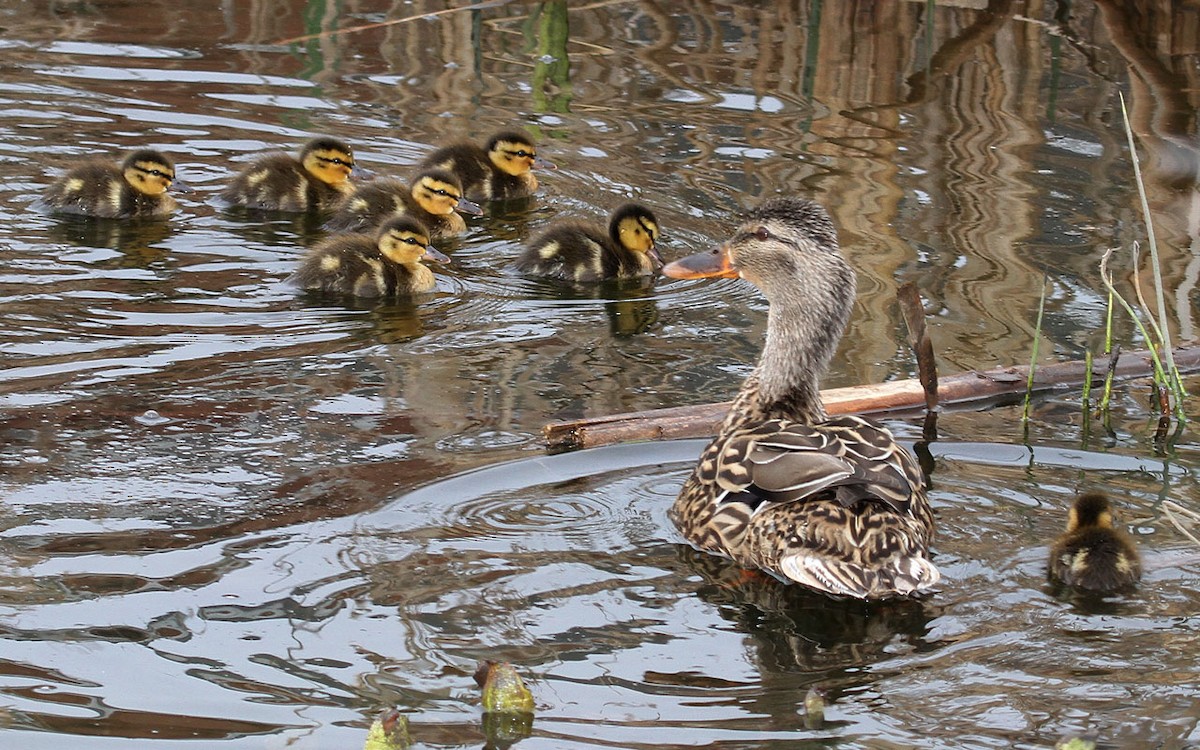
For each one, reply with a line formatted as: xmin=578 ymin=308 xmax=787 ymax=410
xmin=779 ymin=553 xmax=940 ymax=600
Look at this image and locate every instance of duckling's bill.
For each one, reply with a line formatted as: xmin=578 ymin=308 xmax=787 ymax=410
xmin=456 ymin=196 xmax=484 ymax=215
xmin=424 ymin=246 xmax=450 ymax=264
xmin=662 ymin=245 xmax=738 ymax=279
xmin=533 ymin=154 xmax=557 ymax=170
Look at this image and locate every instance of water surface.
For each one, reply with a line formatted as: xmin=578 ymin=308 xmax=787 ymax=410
xmin=2 ymin=1 xmax=1200 ymax=748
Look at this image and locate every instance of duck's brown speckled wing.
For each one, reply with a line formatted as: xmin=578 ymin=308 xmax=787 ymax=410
xmin=670 ymin=414 xmax=938 ymax=599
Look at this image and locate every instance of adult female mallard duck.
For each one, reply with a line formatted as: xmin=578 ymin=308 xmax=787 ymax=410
xmin=42 ymin=149 xmax=188 ymax=218
xmin=323 ymin=169 xmax=482 ymax=237
xmin=289 ymin=215 xmax=449 ymax=297
xmin=420 ymin=130 xmax=555 ymax=202
xmin=1049 ymin=492 xmax=1142 ymax=592
xmin=662 ymin=196 xmax=939 ymax=599
xmin=513 ymin=203 xmax=662 ymax=282
xmin=221 ymin=136 xmax=356 ymax=213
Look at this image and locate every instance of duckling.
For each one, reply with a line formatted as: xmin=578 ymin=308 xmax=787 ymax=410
xmin=221 ymin=136 xmax=356 ymax=213
xmin=41 ymin=149 xmax=187 ymax=218
xmin=420 ymin=130 xmax=555 ymax=202
xmin=662 ymin=197 xmax=939 ymax=599
xmin=1049 ymin=492 xmax=1142 ymax=592
xmin=323 ymin=169 xmax=482 ymax=237
xmin=289 ymin=215 xmax=449 ymax=297
xmin=514 ymin=203 xmax=662 ymax=282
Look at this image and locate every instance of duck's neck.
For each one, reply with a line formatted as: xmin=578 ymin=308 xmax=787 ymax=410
xmin=730 ymin=295 xmax=845 ymax=427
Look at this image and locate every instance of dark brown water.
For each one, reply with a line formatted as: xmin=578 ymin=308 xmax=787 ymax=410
xmin=2 ymin=1 xmax=1200 ymax=748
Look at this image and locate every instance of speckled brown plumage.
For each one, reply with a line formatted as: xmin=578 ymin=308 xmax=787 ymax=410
xmin=663 ymin=196 xmax=939 ymax=599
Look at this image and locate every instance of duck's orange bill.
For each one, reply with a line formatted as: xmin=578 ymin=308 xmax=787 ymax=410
xmin=662 ymin=246 xmax=739 ymax=279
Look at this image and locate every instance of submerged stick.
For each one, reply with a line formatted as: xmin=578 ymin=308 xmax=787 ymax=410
xmin=543 ymin=343 xmax=1200 ymax=452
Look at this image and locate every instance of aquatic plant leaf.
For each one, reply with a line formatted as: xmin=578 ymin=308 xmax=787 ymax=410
xmin=364 ymin=708 xmax=411 ymax=750
xmin=802 ymin=686 xmax=826 ymax=730
xmin=474 ymin=661 xmax=535 ymax=714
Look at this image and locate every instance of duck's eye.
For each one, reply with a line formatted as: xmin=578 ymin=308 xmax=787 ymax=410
xmin=319 ymin=156 xmax=353 ymax=167
xmin=754 ymin=226 xmax=771 ymax=241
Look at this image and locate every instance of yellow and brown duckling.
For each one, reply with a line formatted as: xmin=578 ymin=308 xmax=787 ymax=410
xmin=420 ymin=130 xmax=555 ymax=202
xmin=662 ymin=197 xmax=939 ymax=599
xmin=289 ymin=215 xmax=449 ymax=297
xmin=41 ymin=149 xmax=188 ymax=218
xmin=323 ymin=169 xmax=482 ymax=237
xmin=1049 ymin=492 xmax=1142 ymax=593
xmin=221 ymin=136 xmax=356 ymax=213
xmin=514 ymin=203 xmax=662 ymax=283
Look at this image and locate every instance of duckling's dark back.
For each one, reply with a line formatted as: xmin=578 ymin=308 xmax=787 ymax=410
xmin=1049 ymin=493 xmax=1142 ymax=593
xmin=290 ymin=234 xmax=386 ymax=296
xmin=291 ymin=227 xmax=434 ymax=298
xmin=517 ymin=202 xmax=661 ymax=283
xmin=515 ymin=221 xmax=620 ymax=282
xmin=222 ymin=152 xmax=345 ymax=213
xmin=324 ymin=178 xmax=409 ymax=232
xmin=420 ymin=143 xmax=491 ymax=200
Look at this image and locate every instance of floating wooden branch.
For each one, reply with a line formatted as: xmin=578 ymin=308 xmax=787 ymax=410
xmin=542 ymin=343 xmax=1200 ymax=452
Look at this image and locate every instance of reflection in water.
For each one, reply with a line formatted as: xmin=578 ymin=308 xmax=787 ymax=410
xmin=3 ymin=1 xmax=1200 ymax=748
xmin=46 ymin=214 xmax=175 ymax=264
xmin=677 ymin=545 xmax=942 ymax=674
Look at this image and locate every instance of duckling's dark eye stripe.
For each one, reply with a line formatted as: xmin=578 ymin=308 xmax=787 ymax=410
xmin=637 ymin=219 xmax=656 ymax=237
xmin=134 ymin=166 xmax=173 ymax=179
xmin=317 ymin=156 xmax=353 ymax=167
xmin=504 ymin=149 xmax=534 ymax=158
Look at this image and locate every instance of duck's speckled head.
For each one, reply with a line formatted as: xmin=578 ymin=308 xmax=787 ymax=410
xmin=300 ymin=137 xmax=355 ymax=186
xmin=665 ymin=197 xmax=844 ymax=290
xmin=121 ymin=149 xmax=177 ymax=196
xmin=663 ymin=196 xmax=856 ymax=411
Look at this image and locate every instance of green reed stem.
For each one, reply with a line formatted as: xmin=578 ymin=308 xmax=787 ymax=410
xmin=1023 ymin=276 xmax=1048 ymax=423
xmin=1100 ymin=247 xmax=1172 ymax=411
xmin=1082 ymin=349 xmax=1093 ymax=407
xmin=1100 ymin=286 xmax=1116 ymax=411
xmin=1119 ymin=92 xmax=1187 ymax=417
